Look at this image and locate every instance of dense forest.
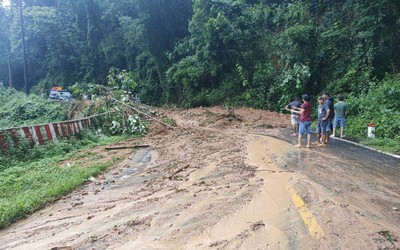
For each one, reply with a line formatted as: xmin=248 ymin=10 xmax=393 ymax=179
xmin=0 ymin=0 xmax=399 ymax=143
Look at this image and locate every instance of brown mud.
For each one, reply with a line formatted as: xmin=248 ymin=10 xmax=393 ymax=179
xmin=0 ymin=106 xmax=399 ymax=250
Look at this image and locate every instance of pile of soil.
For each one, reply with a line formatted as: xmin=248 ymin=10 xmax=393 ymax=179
xmin=163 ymin=106 xmax=289 ymax=129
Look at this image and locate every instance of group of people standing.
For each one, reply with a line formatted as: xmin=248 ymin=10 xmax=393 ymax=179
xmin=285 ymin=92 xmax=348 ymax=148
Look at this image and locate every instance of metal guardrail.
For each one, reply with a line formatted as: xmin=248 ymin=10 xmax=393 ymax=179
xmin=0 ymin=111 xmax=114 ymax=149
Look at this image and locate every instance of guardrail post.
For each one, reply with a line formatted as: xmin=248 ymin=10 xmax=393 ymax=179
xmin=44 ymin=124 xmax=53 ymax=141
xmin=0 ymin=132 xmax=8 ymax=149
xmin=33 ymin=126 xmax=45 ymax=145
xmin=22 ymin=127 xmax=35 ymax=146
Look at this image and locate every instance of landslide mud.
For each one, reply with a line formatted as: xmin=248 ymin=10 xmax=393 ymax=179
xmin=0 ymin=107 xmax=399 ymax=250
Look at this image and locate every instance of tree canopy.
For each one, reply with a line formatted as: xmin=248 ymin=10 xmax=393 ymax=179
xmin=0 ymin=0 xmax=399 ymax=109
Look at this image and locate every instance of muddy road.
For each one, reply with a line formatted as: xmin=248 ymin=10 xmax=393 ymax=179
xmin=0 ymin=107 xmax=399 ymax=249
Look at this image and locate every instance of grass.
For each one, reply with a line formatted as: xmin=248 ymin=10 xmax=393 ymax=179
xmin=360 ymin=138 xmax=400 ymax=155
xmin=0 ymin=130 xmax=134 ymax=229
xmin=163 ymin=117 xmax=177 ymax=127
xmin=310 ymin=121 xmax=400 ymax=156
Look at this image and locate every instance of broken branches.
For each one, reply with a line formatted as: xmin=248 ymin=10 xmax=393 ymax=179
xmin=168 ymin=164 xmax=190 ymax=179
xmin=105 ymin=145 xmax=150 ymax=150
xmin=111 ymin=98 xmax=175 ymax=129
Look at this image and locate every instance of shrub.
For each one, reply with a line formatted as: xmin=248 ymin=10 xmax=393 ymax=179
xmin=0 ymin=87 xmax=68 ymax=129
xmin=346 ymin=74 xmax=400 ymax=142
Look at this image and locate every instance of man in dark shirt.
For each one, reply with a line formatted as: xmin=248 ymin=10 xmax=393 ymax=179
xmin=291 ymin=94 xmax=312 ymax=148
xmin=323 ymin=92 xmax=334 ymax=143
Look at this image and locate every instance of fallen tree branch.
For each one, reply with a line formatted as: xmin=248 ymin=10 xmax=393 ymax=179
xmin=105 ymin=145 xmax=150 ymax=150
xmin=254 ymin=169 xmax=276 ymax=173
xmin=111 ymin=98 xmax=175 ymax=129
xmin=253 ymin=169 xmax=295 ymax=173
xmin=168 ymin=164 xmax=190 ymax=179
xmin=132 ymin=144 xmax=151 ymax=148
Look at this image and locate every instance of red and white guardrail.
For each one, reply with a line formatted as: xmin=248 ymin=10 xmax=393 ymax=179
xmin=0 ymin=112 xmax=111 ymax=150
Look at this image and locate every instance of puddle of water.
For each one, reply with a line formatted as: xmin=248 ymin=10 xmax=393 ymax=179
xmin=115 ymin=149 xmax=159 ymax=188
xmin=259 ymin=135 xmax=292 ymax=156
xmin=132 ymin=148 xmax=157 ymax=166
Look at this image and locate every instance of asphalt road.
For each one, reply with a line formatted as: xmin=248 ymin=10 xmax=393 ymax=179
xmin=272 ymin=129 xmax=400 ymax=248
xmin=278 ymin=129 xmax=400 ymax=170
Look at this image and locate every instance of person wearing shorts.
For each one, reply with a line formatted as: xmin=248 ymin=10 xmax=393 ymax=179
xmin=291 ymin=94 xmax=312 ymax=148
xmin=315 ymin=96 xmax=330 ymax=147
xmin=323 ymin=92 xmax=334 ymax=143
xmin=332 ymin=96 xmax=348 ymax=138
xmin=285 ymin=97 xmax=301 ymax=136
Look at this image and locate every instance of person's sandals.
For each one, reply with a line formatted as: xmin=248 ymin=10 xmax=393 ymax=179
xmin=295 ymin=144 xmax=301 ymax=148
xmin=317 ymin=143 xmax=326 ymax=147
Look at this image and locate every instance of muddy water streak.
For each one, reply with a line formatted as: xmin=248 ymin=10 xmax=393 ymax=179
xmin=189 ymin=135 xmax=295 ymax=249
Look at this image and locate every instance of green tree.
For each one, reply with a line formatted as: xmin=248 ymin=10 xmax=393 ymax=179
xmin=0 ymin=4 xmax=11 ymax=87
xmin=1 ymin=0 xmax=400 ymax=116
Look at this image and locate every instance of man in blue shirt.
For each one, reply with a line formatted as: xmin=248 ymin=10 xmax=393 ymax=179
xmin=323 ymin=92 xmax=334 ymax=143
xmin=315 ymin=96 xmax=330 ymax=146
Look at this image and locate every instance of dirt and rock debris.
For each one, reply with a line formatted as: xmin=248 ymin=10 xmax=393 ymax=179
xmin=0 ymin=106 xmax=399 ymax=249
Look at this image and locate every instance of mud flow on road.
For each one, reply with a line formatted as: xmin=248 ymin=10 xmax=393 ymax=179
xmin=0 ymin=106 xmax=399 ymax=249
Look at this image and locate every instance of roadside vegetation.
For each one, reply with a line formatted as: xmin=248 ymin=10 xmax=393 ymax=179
xmin=0 ymin=130 xmax=131 ymax=229
xmin=346 ymin=76 xmax=400 ymax=154
xmin=0 ymin=87 xmax=68 ymax=128
xmin=1 ymin=0 xmax=398 ymax=153
xmin=0 ymin=93 xmax=148 ymax=229
xmin=0 ymin=78 xmax=148 ymax=228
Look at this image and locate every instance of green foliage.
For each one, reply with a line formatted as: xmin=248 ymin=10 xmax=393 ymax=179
xmin=135 ymin=52 xmax=164 ymax=105
xmin=272 ymin=63 xmax=310 ymax=110
xmin=78 ymin=128 xmax=101 ymax=145
xmin=107 ymin=67 xmax=137 ymax=93
xmin=0 ymin=0 xmax=399 ymax=107
xmin=166 ymin=0 xmax=276 ymax=107
xmin=0 ymin=132 xmax=128 ymax=228
xmin=0 ymin=0 xmax=399 ymax=152
xmin=163 ymin=117 xmax=177 ymax=127
xmin=109 ymin=114 xmax=147 ymax=135
xmin=87 ymin=98 xmax=148 ymax=136
xmin=0 ymin=87 xmax=68 ymax=128
xmin=68 ymin=82 xmax=85 ymax=99
xmin=70 ymin=82 xmax=108 ymax=99
xmin=0 ymin=128 xmax=104 ymax=171
xmin=345 ymin=74 xmax=400 ymax=148
xmin=361 ymin=138 xmax=400 ymax=155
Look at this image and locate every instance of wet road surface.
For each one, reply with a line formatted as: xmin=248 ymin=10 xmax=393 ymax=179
xmin=272 ymin=129 xmax=400 ymax=248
